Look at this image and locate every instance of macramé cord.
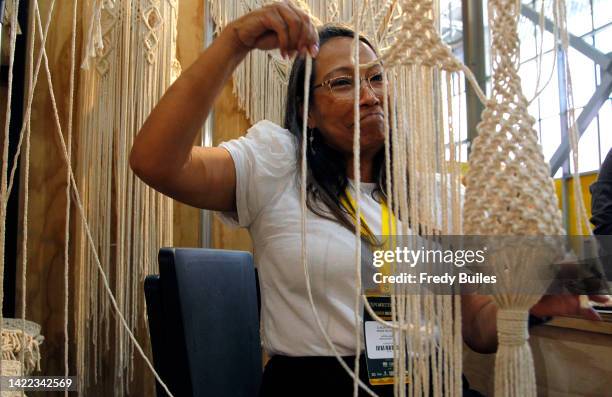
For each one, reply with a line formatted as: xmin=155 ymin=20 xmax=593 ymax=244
xmin=0 ymin=0 xmax=20 ymax=380
xmin=352 ymin=6 xmax=362 ymax=395
xmin=0 ymin=0 xmax=592 ymax=396
xmin=463 ymin=0 xmax=581 ymax=396
xmin=64 ymin=0 xmax=78 ymax=394
xmin=0 ymin=0 xmax=176 ymax=395
xmin=42 ymin=1 xmax=176 ymax=394
xmin=295 ymin=1 xmax=467 ymax=395
xmin=213 ymin=1 xmax=588 ymax=396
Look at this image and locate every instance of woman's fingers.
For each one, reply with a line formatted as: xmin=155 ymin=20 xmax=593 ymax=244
xmin=579 ymin=306 xmax=602 ymax=321
xmin=531 ymin=294 xmax=605 ymax=321
xmin=229 ymin=1 xmax=318 ymax=58
xmin=276 ymin=3 xmax=303 ymax=57
xmin=308 ymin=24 xmax=320 ymax=57
xmin=293 ymin=2 xmax=320 ymax=56
xmin=588 ymin=294 xmax=612 ymax=305
xmin=284 ymin=2 xmax=306 ymax=54
xmin=285 ymin=1 xmax=318 ymax=56
xmin=261 ymin=7 xmax=290 ymax=57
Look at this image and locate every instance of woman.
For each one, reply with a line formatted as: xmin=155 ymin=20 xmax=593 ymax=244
xmin=130 ymin=2 xmax=608 ymax=396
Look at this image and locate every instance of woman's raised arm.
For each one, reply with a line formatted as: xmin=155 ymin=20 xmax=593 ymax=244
xmin=129 ymin=1 xmax=318 ymax=211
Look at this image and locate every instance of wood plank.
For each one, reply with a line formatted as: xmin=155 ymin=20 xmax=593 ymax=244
xmin=16 ymin=1 xmax=208 ymax=395
xmin=211 ymin=80 xmax=253 ymax=252
xmin=464 ymin=323 xmax=612 ymax=396
xmin=172 ymin=0 xmax=205 ymax=249
xmin=547 ymin=315 xmax=612 ymax=335
xmin=16 ymin=2 xmax=84 ymax=396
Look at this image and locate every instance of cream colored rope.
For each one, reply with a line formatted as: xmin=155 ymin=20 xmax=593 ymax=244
xmin=463 ymin=0 xmax=565 ymax=396
xmin=76 ymin=0 xmax=178 ymax=392
xmin=555 ymin=0 xmax=591 ymax=235
xmin=64 ymin=1 xmax=78 ymax=395
xmin=0 ymin=0 xmax=178 ymax=395
xmin=291 ymin=2 xmax=467 ymax=394
xmin=351 ymin=6 xmax=363 ymax=395
xmin=5 ymin=0 xmax=55 ymax=198
xmin=0 ymin=0 xmax=21 ymax=379
xmin=299 ymin=55 xmax=380 ymax=396
xmin=528 ymin=0 xmax=558 ymax=105
xmin=33 ymin=11 xmax=174 ymax=393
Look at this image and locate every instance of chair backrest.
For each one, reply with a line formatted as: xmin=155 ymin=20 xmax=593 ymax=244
xmin=145 ymin=248 xmax=262 ymax=397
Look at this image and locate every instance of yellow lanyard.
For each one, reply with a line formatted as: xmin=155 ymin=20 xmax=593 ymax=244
xmin=343 ymin=188 xmax=407 ymax=385
xmin=340 ymin=187 xmax=397 ymax=293
xmin=340 ymin=187 xmax=397 ymax=243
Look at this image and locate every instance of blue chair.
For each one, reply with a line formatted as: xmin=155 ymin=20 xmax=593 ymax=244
xmin=145 ymin=248 xmax=262 ymax=397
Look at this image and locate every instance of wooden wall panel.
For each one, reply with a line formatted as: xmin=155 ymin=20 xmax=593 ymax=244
xmin=464 ymin=325 xmax=612 ymax=396
xmin=16 ymin=2 xmax=84 ymax=396
xmin=172 ymin=0 xmax=205 ymax=249
xmin=173 ymin=0 xmax=253 ymax=253
xmin=211 ymin=81 xmax=253 ymax=252
xmin=15 ymin=0 xmax=209 ymax=395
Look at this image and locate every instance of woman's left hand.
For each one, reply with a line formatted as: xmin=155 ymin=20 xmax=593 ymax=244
xmin=530 ymin=294 xmax=611 ymax=321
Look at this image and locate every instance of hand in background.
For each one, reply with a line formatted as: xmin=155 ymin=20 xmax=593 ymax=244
xmin=530 ymin=294 xmax=611 ymax=321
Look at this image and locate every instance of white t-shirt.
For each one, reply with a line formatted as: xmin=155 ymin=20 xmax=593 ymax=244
xmin=215 ymin=119 xmax=403 ymax=357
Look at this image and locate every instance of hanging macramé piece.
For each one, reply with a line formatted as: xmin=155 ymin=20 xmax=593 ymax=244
xmin=1 ymin=359 xmax=23 ymax=397
xmin=209 ymin=0 xmax=376 ymax=125
xmin=77 ymin=0 xmax=179 ymax=395
xmin=288 ymin=0 xmax=475 ymax=394
xmin=359 ymin=1 xmax=481 ymax=394
xmin=463 ymin=0 xmax=565 ymax=396
xmin=1 ymin=319 xmax=44 ymax=375
xmin=0 ymin=0 xmax=22 ymax=380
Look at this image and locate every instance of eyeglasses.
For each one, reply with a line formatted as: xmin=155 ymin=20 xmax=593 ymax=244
xmin=313 ymin=71 xmax=385 ymax=100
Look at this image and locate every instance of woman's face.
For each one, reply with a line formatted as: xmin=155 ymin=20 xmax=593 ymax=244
xmin=308 ymin=36 xmax=385 ymax=159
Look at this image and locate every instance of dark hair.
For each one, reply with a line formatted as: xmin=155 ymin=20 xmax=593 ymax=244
xmin=283 ymin=24 xmax=394 ymax=246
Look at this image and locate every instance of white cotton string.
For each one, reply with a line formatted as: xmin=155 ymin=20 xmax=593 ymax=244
xmin=30 ymin=3 xmax=174 ymax=395
xmin=495 ymin=308 xmax=536 ymax=396
xmin=357 ymin=70 xmax=427 ymax=336
xmin=18 ymin=0 xmax=30 ymax=384
xmin=530 ymin=0 xmax=547 ymax=98
xmin=74 ymin=1 xmax=178 ymax=391
xmin=0 ymin=0 xmax=21 ymax=378
xmin=555 ymin=0 xmax=591 ymax=235
xmin=528 ymin=0 xmax=558 ymax=104
xmin=450 ymin=69 xmax=464 ymax=396
xmin=446 ymin=73 xmax=459 ymax=233
xmin=300 ymin=52 xmax=381 ymax=397
xmin=351 ymin=2 xmax=362 ymax=395
xmin=80 ymin=0 xmax=103 ymax=70
xmin=381 ymin=65 xmax=400 ymax=396
xmin=5 ymin=0 xmax=56 ymax=198
xmin=464 ymin=0 xmax=564 ymax=395
xmin=386 ymin=1 xmax=465 ymax=386
xmin=372 ymin=0 xmax=397 ymax=45
xmin=438 ymin=74 xmax=450 ymax=375
xmin=441 ymin=72 xmax=451 ymax=233
xmin=64 ymin=1 xmax=78 ymax=394
xmin=357 ymin=68 xmax=440 ymax=346
xmin=43 ymin=65 xmax=175 ymax=397
xmin=396 ymin=67 xmax=409 ymax=395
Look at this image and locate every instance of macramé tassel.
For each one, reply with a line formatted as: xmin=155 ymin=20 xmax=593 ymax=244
xmin=495 ymin=309 xmax=536 ymax=397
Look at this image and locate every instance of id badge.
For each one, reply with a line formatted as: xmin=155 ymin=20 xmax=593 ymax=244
xmin=362 ymin=295 xmax=408 ymax=385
